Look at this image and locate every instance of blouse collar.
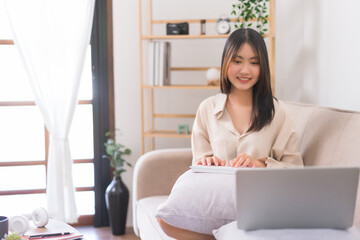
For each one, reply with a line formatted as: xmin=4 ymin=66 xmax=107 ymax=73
xmin=213 ymin=93 xmax=228 ymax=119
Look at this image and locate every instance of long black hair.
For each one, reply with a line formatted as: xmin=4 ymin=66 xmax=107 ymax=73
xmin=220 ymin=28 xmax=275 ymax=132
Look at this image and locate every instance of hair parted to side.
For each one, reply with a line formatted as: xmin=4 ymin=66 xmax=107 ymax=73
xmin=220 ymin=28 xmax=275 ymax=132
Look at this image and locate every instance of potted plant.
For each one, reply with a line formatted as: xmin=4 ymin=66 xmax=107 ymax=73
xmin=103 ymin=130 xmax=132 ymax=235
xmin=2 ymin=233 xmax=22 ymax=240
xmin=231 ymin=0 xmax=270 ymax=37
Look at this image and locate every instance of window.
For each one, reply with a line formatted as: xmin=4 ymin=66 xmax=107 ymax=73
xmin=0 ymin=1 xmax=113 ymax=225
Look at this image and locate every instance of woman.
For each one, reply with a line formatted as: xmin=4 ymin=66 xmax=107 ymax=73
xmin=192 ymin=28 xmax=303 ymax=168
xmin=159 ymin=28 xmax=303 ymax=239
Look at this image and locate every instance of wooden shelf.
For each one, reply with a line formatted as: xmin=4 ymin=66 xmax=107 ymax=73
xmin=141 ymin=33 xmax=269 ymax=40
xmin=144 ymin=130 xmax=191 ymax=138
xmin=172 ymin=67 xmax=220 ymax=71
xmin=154 ymin=113 xmax=196 ymax=118
xmin=141 ymin=34 xmax=229 ymax=40
xmin=152 ymin=17 xmax=271 ymax=24
xmin=0 ymin=40 xmax=14 ymax=45
xmin=142 ymin=84 xmax=219 ymax=89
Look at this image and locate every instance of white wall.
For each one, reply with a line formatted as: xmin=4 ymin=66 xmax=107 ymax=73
xmin=112 ymin=0 xmax=139 ymax=227
xmin=276 ymin=0 xmax=360 ymax=110
xmin=113 ymin=0 xmax=360 ymax=226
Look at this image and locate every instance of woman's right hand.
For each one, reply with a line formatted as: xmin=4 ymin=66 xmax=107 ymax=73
xmin=196 ymin=156 xmax=226 ymax=166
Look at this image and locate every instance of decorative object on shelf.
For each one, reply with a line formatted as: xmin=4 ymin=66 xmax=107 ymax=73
xmin=206 ymin=68 xmax=220 ymax=86
xmin=2 ymin=232 xmax=21 ymax=240
xmin=231 ymin=0 xmax=269 ymax=37
xmin=147 ymin=41 xmax=171 ymax=86
xmin=177 ymin=124 xmax=189 ymax=135
xmin=0 ymin=216 xmax=8 ymax=240
xmin=216 ymin=16 xmax=230 ymax=34
xmin=200 ymin=19 xmax=206 ymax=35
xmin=166 ymin=22 xmax=189 ymax=35
xmin=103 ymin=130 xmax=132 ymax=235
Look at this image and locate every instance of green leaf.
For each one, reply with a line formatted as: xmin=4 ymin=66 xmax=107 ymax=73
xmin=247 ymin=23 xmax=253 ymax=27
xmin=263 ymin=28 xmax=268 ymax=32
xmin=126 ymin=162 xmax=132 ymax=167
xmin=240 ymin=23 xmax=245 ymax=28
xmin=116 ymin=143 xmax=124 ymax=148
xmin=125 ymin=148 xmax=131 ymax=154
xmin=110 ymin=161 xmax=115 ymax=168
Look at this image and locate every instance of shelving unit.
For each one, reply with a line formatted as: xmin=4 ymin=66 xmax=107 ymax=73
xmin=138 ymin=0 xmax=276 ymax=154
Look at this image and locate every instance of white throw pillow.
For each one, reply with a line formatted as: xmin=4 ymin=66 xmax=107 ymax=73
xmin=213 ymin=221 xmax=360 ymax=240
xmin=155 ymin=170 xmax=236 ymax=234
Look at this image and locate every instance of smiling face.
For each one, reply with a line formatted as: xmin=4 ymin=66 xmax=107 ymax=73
xmin=227 ymin=43 xmax=260 ymax=94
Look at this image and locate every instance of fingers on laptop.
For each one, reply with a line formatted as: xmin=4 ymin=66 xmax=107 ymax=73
xmin=230 ymin=154 xmax=253 ymax=168
xmin=230 ymin=154 xmax=266 ymax=168
xmin=196 ymin=156 xmax=226 ymax=166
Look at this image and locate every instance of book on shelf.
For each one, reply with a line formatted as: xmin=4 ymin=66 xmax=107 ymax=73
xmin=163 ymin=42 xmax=171 ymax=86
xmin=147 ymin=41 xmax=171 ymax=86
xmin=147 ymin=41 xmax=155 ymax=86
xmin=154 ymin=41 xmax=160 ymax=86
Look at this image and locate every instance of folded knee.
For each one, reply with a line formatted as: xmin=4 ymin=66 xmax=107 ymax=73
xmin=157 ymin=217 xmax=215 ymax=240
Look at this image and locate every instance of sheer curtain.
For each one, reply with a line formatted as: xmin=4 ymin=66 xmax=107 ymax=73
xmin=4 ymin=0 xmax=95 ymax=223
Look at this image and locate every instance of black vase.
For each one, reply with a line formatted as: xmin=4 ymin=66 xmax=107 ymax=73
xmin=105 ymin=176 xmax=129 ymax=235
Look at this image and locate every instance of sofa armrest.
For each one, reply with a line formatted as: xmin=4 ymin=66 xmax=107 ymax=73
xmin=133 ymin=148 xmax=192 ymax=201
xmin=132 ymin=148 xmax=192 ymax=236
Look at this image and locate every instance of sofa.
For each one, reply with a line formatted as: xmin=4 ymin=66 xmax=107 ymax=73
xmin=132 ymin=102 xmax=360 ymax=239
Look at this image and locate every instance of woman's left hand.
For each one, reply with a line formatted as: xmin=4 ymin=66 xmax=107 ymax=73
xmin=229 ymin=153 xmax=266 ymax=168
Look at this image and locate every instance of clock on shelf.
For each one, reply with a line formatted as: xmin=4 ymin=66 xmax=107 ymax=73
xmin=216 ymin=17 xmax=230 ymax=34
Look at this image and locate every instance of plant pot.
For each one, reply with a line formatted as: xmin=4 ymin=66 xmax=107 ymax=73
xmin=105 ymin=176 xmax=129 ymax=235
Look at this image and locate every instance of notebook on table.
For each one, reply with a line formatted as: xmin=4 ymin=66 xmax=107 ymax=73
xmin=235 ymin=167 xmax=360 ymax=230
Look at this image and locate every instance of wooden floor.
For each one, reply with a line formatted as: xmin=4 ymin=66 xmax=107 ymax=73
xmin=75 ymin=226 xmax=140 ymax=240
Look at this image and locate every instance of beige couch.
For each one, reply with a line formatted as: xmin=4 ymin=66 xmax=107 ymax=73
xmin=132 ymin=102 xmax=360 ymax=239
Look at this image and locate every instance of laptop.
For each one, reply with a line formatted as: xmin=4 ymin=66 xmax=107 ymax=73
xmin=235 ymin=167 xmax=359 ymax=230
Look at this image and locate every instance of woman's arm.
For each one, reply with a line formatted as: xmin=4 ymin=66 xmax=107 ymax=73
xmin=191 ymin=105 xmax=212 ymax=165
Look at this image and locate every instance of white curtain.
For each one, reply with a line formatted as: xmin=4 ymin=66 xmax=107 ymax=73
xmin=276 ymin=0 xmax=360 ymax=111
xmin=4 ymin=0 xmax=95 ymax=223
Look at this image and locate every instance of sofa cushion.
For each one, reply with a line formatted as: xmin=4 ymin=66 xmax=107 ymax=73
xmin=137 ymin=195 xmax=175 ymax=240
xmin=213 ymin=221 xmax=360 ymax=240
xmin=155 ymin=170 xmax=236 ymax=235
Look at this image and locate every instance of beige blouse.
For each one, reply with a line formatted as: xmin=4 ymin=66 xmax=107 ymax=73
xmin=191 ymin=93 xmax=303 ymax=168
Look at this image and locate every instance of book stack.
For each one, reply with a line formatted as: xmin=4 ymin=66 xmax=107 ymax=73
xmin=147 ymin=41 xmax=171 ymax=86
